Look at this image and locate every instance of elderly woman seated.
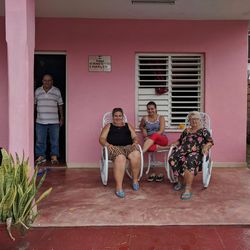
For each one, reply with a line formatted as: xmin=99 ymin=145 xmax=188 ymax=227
xmin=168 ymin=111 xmax=214 ymax=200
xmin=99 ymin=108 xmax=141 ymax=198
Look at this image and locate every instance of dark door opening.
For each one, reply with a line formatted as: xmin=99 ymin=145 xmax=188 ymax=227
xmin=34 ymin=54 xmax=66 ymax=164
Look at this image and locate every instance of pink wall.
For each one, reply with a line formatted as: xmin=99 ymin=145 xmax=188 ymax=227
xmin=0 ymin=18 xmax=8 ymax=149
xmin=35 ymin=18 xmax=248 ymax=164
xmin=1 ymin=18 xmax=248 ymax=164
xmin=5 ymin=0 xmax=35 ymax=160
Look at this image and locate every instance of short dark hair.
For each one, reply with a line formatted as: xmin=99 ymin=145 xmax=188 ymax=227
xmin=146 ymin=101 xmax=157 ymax=109
xmin=112 ymin=107 xmax=124 ymax=117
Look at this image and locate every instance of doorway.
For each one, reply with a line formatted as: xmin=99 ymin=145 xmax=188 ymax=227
xmin=34 ymin=53 xmax=66 ymax=164
xmin=247 ymin=76 xmax=250 ymax=167
xmin=247 ymin=35 xmax=250 ymax=167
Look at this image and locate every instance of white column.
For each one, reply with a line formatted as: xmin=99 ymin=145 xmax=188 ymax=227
xmin=5 ymin=0 xmax=35 ymax=164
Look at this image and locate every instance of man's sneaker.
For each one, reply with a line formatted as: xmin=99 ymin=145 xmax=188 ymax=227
xmin=51 ymin=155 xmax=59 ymax=165
xmin=35 ymin=156 xmax=46 ymax=165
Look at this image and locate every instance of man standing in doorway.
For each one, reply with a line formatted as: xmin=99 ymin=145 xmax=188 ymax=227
xmin=35 ymin=74 xmax=64 ymax=165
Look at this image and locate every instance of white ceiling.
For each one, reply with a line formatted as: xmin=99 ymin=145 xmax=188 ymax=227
xmin=1 ymin=0 xmax=250 ymax=21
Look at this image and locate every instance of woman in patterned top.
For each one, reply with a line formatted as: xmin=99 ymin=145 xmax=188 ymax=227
xmin=99 ymin=108 xmax=141 ymax=198
xmin=168 ymin=111 xmax=214 ymax=200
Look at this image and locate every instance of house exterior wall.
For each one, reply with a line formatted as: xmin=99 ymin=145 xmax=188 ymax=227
xmin=0 ymin=18 xmax=8 ymax=149
xmin=5 ymin=0 xmax=35 ymax=160
xmin=0 ymin=17 xmax=248 ymax=166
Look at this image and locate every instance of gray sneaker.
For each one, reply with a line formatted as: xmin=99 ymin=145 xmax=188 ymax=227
xmin=173 ymin=182 xmax=185 ymax=191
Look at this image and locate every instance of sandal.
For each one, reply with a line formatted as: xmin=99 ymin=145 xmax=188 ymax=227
xmin=155 ymin=173 xmax=164 ymax=182
xmin=173 ymin=182 xmax=185 ymax=191
xmin=180 ymin=192 xmax=192 ymax=200
xmin=132 ymin=183 xmax=140 ymax=191
xmin=147 ymin=173 xmax=156 ymax=182
xmin=115 ymin=190 xmax=125 ymax=198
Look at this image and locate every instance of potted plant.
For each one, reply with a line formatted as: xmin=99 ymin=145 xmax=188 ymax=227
xmin=0 ymin=148 xmax=52 ymax=240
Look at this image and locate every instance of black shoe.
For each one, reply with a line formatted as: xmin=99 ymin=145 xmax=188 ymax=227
xmin=155 ymin=173 xmax=164 ymax=182
xmin=147 ymin=173 xmax=156 ymax=182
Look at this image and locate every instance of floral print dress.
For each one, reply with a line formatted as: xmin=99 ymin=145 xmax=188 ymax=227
xmin=168 ymin=128 xmax=214 ymax=176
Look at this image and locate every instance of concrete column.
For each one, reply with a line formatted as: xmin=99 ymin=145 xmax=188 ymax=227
xmin=5 ymin=0 xmax=35 ymax=164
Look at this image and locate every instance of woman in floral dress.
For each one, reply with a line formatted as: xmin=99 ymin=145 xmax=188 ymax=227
xmin=168 ymin=111 xmax=214 ymax=200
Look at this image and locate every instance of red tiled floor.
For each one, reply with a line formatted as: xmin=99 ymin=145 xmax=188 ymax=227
xmin=1 ymin=225 xmax=250 ymax=250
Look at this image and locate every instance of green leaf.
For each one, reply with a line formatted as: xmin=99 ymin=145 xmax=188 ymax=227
xmin=34 ymin=187 xmax=52 ymax=206
xmin=0 ymin=150 xmax=51 ymax=239
xmin=36 ymin=171 xmax=47 ymax=190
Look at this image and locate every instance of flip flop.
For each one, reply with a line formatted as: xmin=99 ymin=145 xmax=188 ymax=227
xmin=180 ymin=192 xmax=192 ymax=200
xmin=173 ymin=182 xmax=185 ymax=191
xmin=132 ymin=183 xmax=140 ymax=191
xmin=115 ymin=190 xmax=125 ymax=198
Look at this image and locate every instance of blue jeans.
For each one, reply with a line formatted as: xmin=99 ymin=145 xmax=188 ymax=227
xmin=35 ymin=123 xmax=60 ymax=158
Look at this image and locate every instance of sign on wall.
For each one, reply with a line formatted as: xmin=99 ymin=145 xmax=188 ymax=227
xmin=88 ymin=55 xmax=111 ymax=72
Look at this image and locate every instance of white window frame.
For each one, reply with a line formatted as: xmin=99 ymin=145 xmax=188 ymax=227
xmin=135 ymin=53 xmax=204 ymax=131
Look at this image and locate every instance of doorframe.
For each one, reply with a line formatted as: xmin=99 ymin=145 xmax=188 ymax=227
xmin=34 ymin=51 xmax=68 ymax=164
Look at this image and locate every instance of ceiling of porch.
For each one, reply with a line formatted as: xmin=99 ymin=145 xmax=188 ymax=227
xmin=1 ymin=0 xmax=250 ymax=21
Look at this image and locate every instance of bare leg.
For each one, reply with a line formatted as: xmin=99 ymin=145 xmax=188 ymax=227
xmin=142 ymin=138 xmax=154 ymax=153
xmin=156 ymin=145 xmax=171 ymax=151
xmin=183 ymin=169 xmax=194 ymax=193
xmin=128 ymin=150 xmax=141 ymax=184
xmin=113 ymin=155 xmax=126 ymax=191
xmin=177 ymin=175 xmax=184 ymax=185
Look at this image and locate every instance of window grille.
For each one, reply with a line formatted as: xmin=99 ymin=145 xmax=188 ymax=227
xmin=136 ymin=53 xmax=204 ymax=129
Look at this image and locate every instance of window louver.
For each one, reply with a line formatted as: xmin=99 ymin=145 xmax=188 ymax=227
xmin=136 ymin=54 xmax=203 ymax=129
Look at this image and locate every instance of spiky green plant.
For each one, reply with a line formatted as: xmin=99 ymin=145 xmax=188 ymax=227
xmin=0 ymin=149 xmax=52 ymax=240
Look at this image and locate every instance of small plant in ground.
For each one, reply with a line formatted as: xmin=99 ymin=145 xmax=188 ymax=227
xmin=0 ymin=148 xmax=52 ymax=240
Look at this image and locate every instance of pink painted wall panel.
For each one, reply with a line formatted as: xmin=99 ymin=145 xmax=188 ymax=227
xmin=0 ymin=18 xmax=8 ymax=149
xmin=205 ymin=23 xmax=248 ymax=162
xmin=5 ymin=0 xmax=35 ymax=159
xmin=1 ymin=18 xmax=247 ymax=164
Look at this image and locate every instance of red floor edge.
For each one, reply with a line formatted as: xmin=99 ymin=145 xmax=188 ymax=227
xmin=1 ymin=225 xmax=250 ymax=250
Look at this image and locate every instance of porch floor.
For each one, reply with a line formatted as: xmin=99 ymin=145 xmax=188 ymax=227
xmin=1 ymin=167 xmax=250 ymax=249
xmin=34 ymin=167 xmax=250 ymax=227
